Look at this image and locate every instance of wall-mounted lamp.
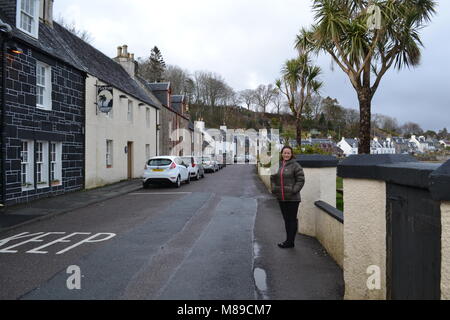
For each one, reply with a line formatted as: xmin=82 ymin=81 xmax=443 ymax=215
xmin=7 ymin=42 xmax=23 ymax=55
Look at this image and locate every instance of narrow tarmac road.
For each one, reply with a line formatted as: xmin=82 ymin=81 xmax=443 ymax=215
xmin=0 ymin=164 xmax=343 ymax=300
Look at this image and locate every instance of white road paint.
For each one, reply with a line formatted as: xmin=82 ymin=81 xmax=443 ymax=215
xmin=27 ymin=232 xmax=91 ymax=254
xmin=0 ymin=232 xmax=116 ymax=255
xmin=56 ymin=233 xmax=116 ymax=255
xmin=0 ymin=232 xmax=65 ymax=253
xmin=130 ymin=192 xmax=192 ymax=196
xmin=0 ymin=232 xmax=44 ymax=247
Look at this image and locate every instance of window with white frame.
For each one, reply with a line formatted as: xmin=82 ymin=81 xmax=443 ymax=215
xmin=17 ymin=0 xmax=39 ymax=38
xmin=127 ymin=100 xmax=133 ymax=122
xmin=36 ymin=141 xmax=49 ymax=187
xmin=50 ymin=142 xmax=62 ymax=185
xmin=145 ymin=144 xmax=151 ymax=160
xmin=106 ymin=140 xmax=113 ymax=168
xmin=21 ymin=140 xmax=34 ymax=189
xmin=146 ymin=107 xmax=151 ymax=128
xmin=36 ymin=61 xmax=52 ymax=110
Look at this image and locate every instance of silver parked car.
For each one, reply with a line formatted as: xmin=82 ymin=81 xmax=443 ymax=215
xmin=202 ymin=156 xmax=219 ymax=173
xmin=181 ymin=156 xmax=205 ymax=180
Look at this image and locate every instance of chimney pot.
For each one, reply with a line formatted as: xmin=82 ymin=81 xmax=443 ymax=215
xmin=122 ymin=45 xmax=128 ymax=56
xmin=41 ymin=0 xmax=54 ymax=27
xmin=117 ymin=46 xmax=123 ymax=57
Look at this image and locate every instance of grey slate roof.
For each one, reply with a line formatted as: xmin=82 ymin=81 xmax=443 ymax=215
xmin=171 ymin=95 xmax=184 ymax=103
xmin=52 ymin=23 xmax=159 ymax=108
xmin=171 ymin=95 xmax=185 ymax=114
xmin=138 ymin=79 xmax=192 ymax=121
xmin=345 ymin=139 xmax=359 ymax=148
xmin=147 ymin=82 xmax=171 ymax=91
xmin=311 ymin=138 xmax=335 ymax=145
xmin=392 ymin=137 xmax=409 ymax=144
xmin=2 ymin=11 xmax=159 ymax=109
xmin=139 ymin=80 xmax=170 ymax=107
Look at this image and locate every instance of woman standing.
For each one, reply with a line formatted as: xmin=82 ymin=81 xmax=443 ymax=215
xmin=270 ymin=146 xmax=305 ymax=248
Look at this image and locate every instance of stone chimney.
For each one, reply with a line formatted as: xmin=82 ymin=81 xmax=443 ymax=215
xmin=40 ymin=0 xmax=54 ymax=27
xmin=114 ymin=44 xmax=137 ymax=77
xmin=195 ymin=120 xmax=205 ymax=132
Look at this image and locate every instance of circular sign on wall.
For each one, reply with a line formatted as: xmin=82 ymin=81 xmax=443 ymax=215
xmin=97 ymin=85 xmax=114 ymax=113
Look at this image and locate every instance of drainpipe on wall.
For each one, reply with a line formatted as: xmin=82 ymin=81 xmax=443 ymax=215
xmin=156 ymin=111 xmax=159 ymax=156
xmin=0 ymin=19 xmax=12 ymax=207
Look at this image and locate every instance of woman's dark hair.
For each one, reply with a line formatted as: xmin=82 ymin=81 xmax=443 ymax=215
xmin=280 ymin=146 xmax=295 ymax=161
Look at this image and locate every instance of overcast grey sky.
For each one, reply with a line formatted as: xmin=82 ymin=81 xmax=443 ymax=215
xmin=54 ymin=0 xmax=449 ymax=132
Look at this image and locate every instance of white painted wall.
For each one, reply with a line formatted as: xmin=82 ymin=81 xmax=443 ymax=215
xmin=316 ymin=209 xmax=344 ymax=268
xmin=298 ymin=167 xmax=343 ymax=267
xmin=441 ymin=201 xmax=450 ymax=300
xmin=257 ymin=166 xmax=271 ymax=191
xmin=343 ymin=178 xmax=387 ymax=300
xmin=85 ymin=75 xmax=158 ymax=189
xmin=299 ymin=167 xmax=336 ymax=236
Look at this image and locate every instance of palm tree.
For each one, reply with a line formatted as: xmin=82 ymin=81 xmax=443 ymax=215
xmin=295 ymin=0 xmax=436 ymax=154
xmin=276 ymin=53 xmax=323 ymax=146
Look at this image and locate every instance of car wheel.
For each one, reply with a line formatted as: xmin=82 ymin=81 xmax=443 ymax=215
xmin=143 ymin=182 xmax=148 ymax=189
xmin=186 ymin=174 xmax=191 ymax=184
xmin=195 ymin=172 xmax=200 ymax=180
xmin=174 ymin=176 xmax=181 ymax=188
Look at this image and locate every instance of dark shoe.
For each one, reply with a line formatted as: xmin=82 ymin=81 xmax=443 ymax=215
xmin=277 ymin=242 xmax=294 ymax=249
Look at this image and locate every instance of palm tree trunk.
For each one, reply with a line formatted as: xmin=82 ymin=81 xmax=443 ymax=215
xmin=296 ymin=117 xmax=302 ymax=148
xmin=358 ymin=89 xmax=372 ymax=154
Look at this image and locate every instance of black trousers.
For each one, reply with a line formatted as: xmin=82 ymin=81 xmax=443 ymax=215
xmin=278 ymin=200 xmax=300 ymax=245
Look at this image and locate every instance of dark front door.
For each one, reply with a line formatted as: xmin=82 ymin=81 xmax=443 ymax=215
xmin=386 ymin=183 xmax=441 ymax=300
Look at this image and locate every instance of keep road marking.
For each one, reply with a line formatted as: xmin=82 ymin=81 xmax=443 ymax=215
xmin=0 ymin=232 xmax=116 ymax=255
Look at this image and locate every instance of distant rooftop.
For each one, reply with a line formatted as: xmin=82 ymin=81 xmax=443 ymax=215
xmin=147 ymin=82 xmax=171 ymax=91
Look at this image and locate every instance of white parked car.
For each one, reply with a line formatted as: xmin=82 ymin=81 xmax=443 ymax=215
xmin=143 ymin=156 xmax=190 ymax=188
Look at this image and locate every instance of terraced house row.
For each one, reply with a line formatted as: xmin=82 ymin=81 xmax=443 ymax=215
xmin=0 ymin=0 xmax=195 ymax=206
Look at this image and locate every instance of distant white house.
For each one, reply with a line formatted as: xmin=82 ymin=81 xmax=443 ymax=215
xmin=338 ymin=136 xmax=397 ymax=156
xmin=410 ymin=135 xmax=436 ymax=153
xmin=440 ymin=140 xmax=450 ymax=148
xmin=371 ymin=137 xmax=395 ymax=154
xmin=337 ymin=137 xmax=359 ymax=156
